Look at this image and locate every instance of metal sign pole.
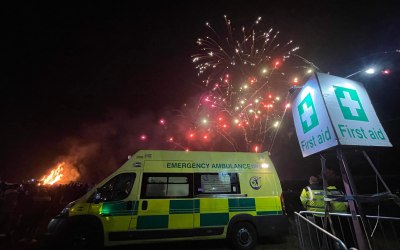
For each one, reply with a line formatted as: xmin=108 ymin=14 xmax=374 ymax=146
xmin=337 ymin=147 xmax=372 ymax=250
xmin=320 ymin=154 xmax=335 ymax=235
xmin=321 ymin=154 xmax=329 ymax=230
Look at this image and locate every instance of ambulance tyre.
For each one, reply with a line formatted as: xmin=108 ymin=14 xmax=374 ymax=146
xmin=230 ymin=221 xmax=257 ymax=250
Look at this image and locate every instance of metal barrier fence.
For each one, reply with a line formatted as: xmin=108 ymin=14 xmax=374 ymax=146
xmin=295 ymin=211 xmax=400 ymax=250
xmin=295 ymin=212 xmax=348 ymax=250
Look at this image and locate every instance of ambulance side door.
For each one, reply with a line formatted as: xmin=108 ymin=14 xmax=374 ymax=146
xmin=137 ymin=173 xmax=194 ymax=238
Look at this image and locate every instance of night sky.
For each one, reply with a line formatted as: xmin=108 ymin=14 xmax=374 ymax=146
xmin=3 ymin=1 xmax=400 ymax=184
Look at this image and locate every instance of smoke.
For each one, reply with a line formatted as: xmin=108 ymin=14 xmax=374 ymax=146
xmin=51 ymin=94 xmax=246 ymax=184
xmin=55 ymin=108 xmax=171 ymax=184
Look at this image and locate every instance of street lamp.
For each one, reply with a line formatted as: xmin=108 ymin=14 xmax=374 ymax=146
xmin=365 ymin=68 xmax=375 ymax=74
xmin=345 ymin=67 xmax=376 ymax=78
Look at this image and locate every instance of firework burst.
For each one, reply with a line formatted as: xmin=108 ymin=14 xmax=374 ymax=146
xmin=187 ymin=16 xmax=306 ymax=152
xmin=140 ymin=16 xmax=316 ymax=153
xmin=192 ymin=16 xmax=299 ymax=85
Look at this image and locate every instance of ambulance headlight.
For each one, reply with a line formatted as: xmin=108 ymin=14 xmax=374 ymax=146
xmin=59 ymin=201 xmax=76 ymax=217
xmin=261 ymin=163 xmax=269 ymax=168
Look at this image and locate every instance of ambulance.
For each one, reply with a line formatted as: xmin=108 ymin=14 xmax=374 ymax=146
xmin=47 ymin=150 xmax=288 ymax=250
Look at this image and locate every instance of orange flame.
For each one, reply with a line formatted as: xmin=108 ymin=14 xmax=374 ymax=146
xmin=40 ymin=161 xmax=80 ymax=185
xmin=40 ymin=162 xmax=64 ymax=185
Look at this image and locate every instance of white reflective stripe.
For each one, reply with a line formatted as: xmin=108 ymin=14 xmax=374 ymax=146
xmin=306 ymin=186 xmax=313 ymax=200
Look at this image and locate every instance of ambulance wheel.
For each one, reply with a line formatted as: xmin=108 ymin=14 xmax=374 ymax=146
xmin=230 ymin=221 xmax=258 ymax=250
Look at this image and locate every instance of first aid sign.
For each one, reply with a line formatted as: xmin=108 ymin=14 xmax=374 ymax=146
xmin=292 ymin=73 xmax=392 ymax=157
xmin=292 ymin=74 xmax=338 ymax=157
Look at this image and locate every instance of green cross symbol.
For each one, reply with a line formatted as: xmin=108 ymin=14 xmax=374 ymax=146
xmin=298 ymin=93 xmax=319 ymax=133
xmin=334 ymin=86 xmax=368 ymax=122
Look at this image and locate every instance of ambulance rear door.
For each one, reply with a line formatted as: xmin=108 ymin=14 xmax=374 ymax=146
xmin=239 ymin=172 xmax=281 ymax=214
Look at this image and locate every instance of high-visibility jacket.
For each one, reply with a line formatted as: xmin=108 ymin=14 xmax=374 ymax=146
xmin=326 ymin=186 xmax=348 ymax=213
xmin=300 ymin=185 xmax=348 ymax=213
xmin=300 ymin=184 xmax=325 ymax=213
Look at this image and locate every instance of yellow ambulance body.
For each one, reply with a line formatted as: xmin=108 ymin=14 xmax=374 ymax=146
xmin=47 ymin=150 xmax=288 ymax=250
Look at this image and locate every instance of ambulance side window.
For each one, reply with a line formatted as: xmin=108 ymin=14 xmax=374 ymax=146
xmin=141 ymin=173 xmax=193 ymax=199
xmin=194 ymin=173 xmax=240 ymax=195
xmin=96 ymin=173 xmax=136 ymax=202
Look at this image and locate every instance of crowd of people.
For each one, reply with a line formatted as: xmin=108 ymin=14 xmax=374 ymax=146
xmin=0 ymin=180 xmax=92 ymax=249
